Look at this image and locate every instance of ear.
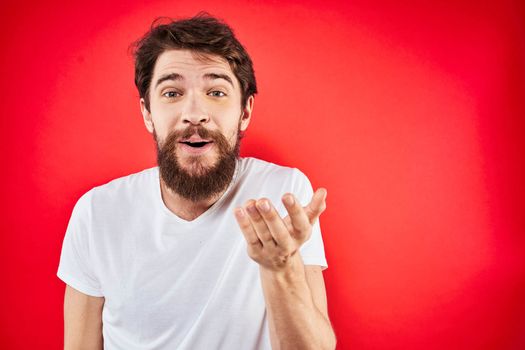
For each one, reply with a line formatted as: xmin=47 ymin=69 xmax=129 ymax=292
xmin=140 ymin=98 xmax=154 ymax=134
xmin=239 ymin=95 xmax=254 ymax=132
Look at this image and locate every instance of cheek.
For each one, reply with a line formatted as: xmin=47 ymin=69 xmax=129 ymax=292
xmin=150 ymin=107 xmax=180 ymax=131
xmin=218 ymin=120 xmax=242 ymax=144
xmin=211 ymin=103 xmax=242 ymax=125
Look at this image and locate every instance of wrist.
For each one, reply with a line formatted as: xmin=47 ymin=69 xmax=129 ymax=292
xmin=260 ymin=253 xmax=305 ymax=283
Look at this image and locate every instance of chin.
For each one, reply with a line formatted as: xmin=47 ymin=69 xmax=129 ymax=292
xmin=180 ymin=156 xmax=218 ymax=175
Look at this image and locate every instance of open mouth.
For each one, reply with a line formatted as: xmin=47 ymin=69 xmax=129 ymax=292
xmin=180 ymin=141 xmax=212 ymax=148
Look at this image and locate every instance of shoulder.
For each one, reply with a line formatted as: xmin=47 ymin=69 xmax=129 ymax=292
xmin=238 ymin=157 xmax=307 ymax=182
xmin=236 ymin=157 xmax=312 ymax=197
xmin=76 ymin=167 xmax=158 ymax=209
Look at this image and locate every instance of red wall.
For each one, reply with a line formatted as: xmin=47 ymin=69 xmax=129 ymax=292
xmin=1 ymin=0 xmax=524 ymax=348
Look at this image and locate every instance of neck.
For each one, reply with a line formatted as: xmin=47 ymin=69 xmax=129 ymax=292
xmin=159 ymin=177 xmax=226 ymax=221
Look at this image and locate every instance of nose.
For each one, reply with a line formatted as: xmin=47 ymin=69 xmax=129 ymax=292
xmin=181 ymin=93 xmax=210 ymax=126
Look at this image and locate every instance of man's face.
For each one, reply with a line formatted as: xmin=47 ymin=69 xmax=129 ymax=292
xmin=140 ymin=49 xmax=253 ymax=201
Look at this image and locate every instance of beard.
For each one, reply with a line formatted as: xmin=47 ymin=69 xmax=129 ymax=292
xmin=154 ymin=125 xmax=242 ymax=202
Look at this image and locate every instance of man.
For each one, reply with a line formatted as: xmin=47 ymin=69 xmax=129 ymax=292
xmin=58 ymin=14 xmax=336 ymax=349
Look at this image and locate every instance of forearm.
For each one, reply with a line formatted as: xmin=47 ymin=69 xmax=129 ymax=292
xmin=64 ymin=286 xmax=104 ymax=350
xmin=260 ymin=255 xmax=336 ymax=350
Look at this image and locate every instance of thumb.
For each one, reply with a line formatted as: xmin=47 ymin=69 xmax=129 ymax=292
xmin=304 ymin=188 xmax=327 ymax=224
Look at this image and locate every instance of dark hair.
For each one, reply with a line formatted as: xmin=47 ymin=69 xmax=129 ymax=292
xmin=132 ymin=13 xmax=257 ymax=111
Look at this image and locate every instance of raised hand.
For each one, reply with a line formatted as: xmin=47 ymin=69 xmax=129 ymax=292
xmin=234 ymin=188 xmax=327 ymax=271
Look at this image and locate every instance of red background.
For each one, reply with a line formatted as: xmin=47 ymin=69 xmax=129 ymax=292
xmin=1 ymin=0 xmax=524 ymax=348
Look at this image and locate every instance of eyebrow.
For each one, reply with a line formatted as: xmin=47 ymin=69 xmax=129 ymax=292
xmin=203 ymin=73 xmax=234 ymax=87
xmin=154 ymin=72 xmax=234 ymax=89
xmin=155 ymin=73 xmax=183 ymax=89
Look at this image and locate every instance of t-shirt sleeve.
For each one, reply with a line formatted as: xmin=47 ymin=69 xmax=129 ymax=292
xmin=57 ymin=191 xmax=103 ymax=297
xmin=293 ymin=169 xmax=328 ymax=270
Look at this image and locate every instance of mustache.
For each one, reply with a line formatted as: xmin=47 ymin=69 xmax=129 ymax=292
xmin=157 ymin=125 xmax=231 ymax=155
xmin=166 ymin=126 xmax=224 ymax=143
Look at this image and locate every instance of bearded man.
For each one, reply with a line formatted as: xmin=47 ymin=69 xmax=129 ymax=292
xmin=57 ymin=14 xmax=336 ymax=350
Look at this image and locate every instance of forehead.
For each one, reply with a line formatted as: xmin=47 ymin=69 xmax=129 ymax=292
xmin=153 ymin=49 xmax=235 ymax=82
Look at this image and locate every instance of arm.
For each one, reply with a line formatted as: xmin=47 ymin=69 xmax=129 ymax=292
xmin=234 ymin=189 xmax=336 ymax=350
xmin=260 ymin=261 xmax=336 ymax=350
xmin=64 ymin=285 xmax=105 ymax=350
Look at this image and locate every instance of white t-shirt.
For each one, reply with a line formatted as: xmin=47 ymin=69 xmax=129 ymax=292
xmin=57 ymin=157 xmax=327 ymax=349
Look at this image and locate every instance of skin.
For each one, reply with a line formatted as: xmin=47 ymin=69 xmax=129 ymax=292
xmin=63 ymin=286 xmax=104 ymax=349
xmin=63 ymin=49 xmax=335 ymax=349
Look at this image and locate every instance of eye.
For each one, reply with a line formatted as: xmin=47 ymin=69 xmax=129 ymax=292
xmin=162 ymin=91 xmax=181 ymax=98
xmin=208 ymin=90 xmax=226 ymax=97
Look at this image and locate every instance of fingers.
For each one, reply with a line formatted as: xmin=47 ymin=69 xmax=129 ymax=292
xmin=254 ymin=198 xmax=292 ymax=249
xmin=304 ymin=188 xmax=327 ymax=224
xmin=282 ymin=188 xmax=327 ymax=240
xmin=236 ymin=198 xmax=292 ymax=249
xmin=281 ymin=193 xmax=311 ymax=240
xmin=245 ymin=199 xmax=275 ymax=245
xmin=233 ymin=207 xmax=262 ymax=248
xmin=235 ymin=189 xmax=328 ymax=250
